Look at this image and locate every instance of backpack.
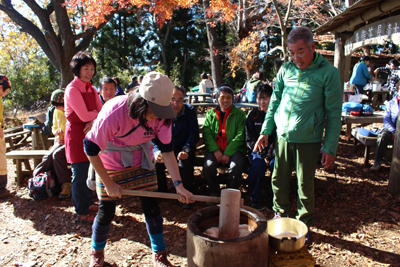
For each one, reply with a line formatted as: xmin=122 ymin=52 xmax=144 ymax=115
xmin=342 ymin=102 xmax=362 ymax=113
xmin=342 ymin=102 xmax=373 ymax=116
xmin=28 ymin=171 xmax=59 ymax=200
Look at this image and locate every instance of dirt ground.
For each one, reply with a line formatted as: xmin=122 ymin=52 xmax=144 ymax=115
xmin=1 ymin=117 xmax=400 ymax=267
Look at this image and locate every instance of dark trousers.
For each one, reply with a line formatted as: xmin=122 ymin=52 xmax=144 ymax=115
xmin=71 ymin=161 xmax=93 ymax=215
xmin=96 ymin=197 xmax=160 ymax=225
xmin=248 ymin=152 xmax=275 ymax=203
xmin=155 ymin=149 xmax=195 ymax=193
xmin=354 ymin=84 xmax=364 ymax=95
xmin=33 ymin=142 xmax=72 ymax=184
xmin=374 ymin=128 xmax=394 ymax=163
xmin=203 ymin=151 xmax=245 ymax=196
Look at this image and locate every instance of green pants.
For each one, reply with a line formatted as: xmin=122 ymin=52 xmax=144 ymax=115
xmin=272 ymin=138 xmax=320 ymax=227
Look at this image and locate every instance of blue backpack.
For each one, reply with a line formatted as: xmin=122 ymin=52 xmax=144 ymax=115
xmin=342 ymin=102 xmax=362 ymax=112
xmin=342 ymin=102 xmax=373 ymax=115
xmin=28 ymin=171 xmax=59 ymax=200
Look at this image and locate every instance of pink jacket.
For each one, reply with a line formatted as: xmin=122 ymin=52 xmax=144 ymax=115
xmin=65 ymin=77 xmax=103 ymax=122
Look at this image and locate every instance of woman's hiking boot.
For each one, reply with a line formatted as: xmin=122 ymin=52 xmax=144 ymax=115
xmin=58 ymin=182 xmax=71 ymax=199
xmin=153 ymin=250 xmax=175 ymax=267
xmin=89 ymin=248 xmax=104 ymax=267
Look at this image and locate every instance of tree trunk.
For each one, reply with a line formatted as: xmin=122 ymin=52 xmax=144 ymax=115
xmin=388 ymin=115 xmax=400 ymax=195
xmin=206 ymin=23 xmax=223 ymax=88
xmin=203 ymin=0 xmax=222 ymax=88
xmin=155 ymin=20 xmax=171 ymax=76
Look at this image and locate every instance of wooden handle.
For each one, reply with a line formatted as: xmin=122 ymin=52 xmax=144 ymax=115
xmin=120 ymin=189 xmax=244 ymax=205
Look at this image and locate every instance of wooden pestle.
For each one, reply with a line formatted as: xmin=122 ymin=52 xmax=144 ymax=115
xmin=218 ymin=188 xmax=241 ymax=239
xmin=120 ymin=189 xmax=244 ymax=205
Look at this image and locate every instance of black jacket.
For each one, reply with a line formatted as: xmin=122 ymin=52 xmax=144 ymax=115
xmin=246 ymin=108 xmax=276 ymax=160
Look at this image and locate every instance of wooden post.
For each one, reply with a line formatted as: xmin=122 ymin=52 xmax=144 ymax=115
xmin=344 ymin=54 xmax=352 ymax=83
xmin=219 ymin=189 xmax=241 ymax=239
xmin=334 ymin=33 xmax=345 ymax=89
xmin=388 ymin=114 xmax=400 ymax=195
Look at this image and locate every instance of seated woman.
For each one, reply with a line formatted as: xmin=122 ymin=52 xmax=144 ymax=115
xmin=246 ymin=84 xmax=276 ymax=211
xmin=202 ymin=84 xmax=246 ymax=197
xmin=370 ymin=84 xmax=399 ymax=171
xmin=33 ymin=89 xmax=72 ymax=199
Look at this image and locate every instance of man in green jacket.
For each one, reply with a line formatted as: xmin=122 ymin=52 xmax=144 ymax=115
xmin=254 ymin=27 xmax=342 ymax=232
xmin=203 ymin=84 xmax=247 ymax=197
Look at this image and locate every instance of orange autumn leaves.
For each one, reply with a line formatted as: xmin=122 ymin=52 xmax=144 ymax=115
xmin=230 ymin=31 xmax=263 ymax=78
xmin=65 ymin=0 xmax=237 ymax=28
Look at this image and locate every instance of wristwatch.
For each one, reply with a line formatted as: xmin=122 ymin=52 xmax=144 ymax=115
xmin=173 ymin=180 xmax=183 ymax=187
xmin=183 ymin=146 xmax=190 ymax=153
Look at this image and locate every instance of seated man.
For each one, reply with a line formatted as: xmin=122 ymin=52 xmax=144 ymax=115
xmin=33 ymin=89 xmax=72 ymax=198
xmin=98 ymin=76 xmax=118 ymax=104
xmin=203 ymin=84 xmax=246 ymax=197
xmin=370 ymin=84 xmax=399 ymax=171
xmin=153 ymin=86 xmax=199 ymax=209
xmin=246 ymin=84 xmax=276 ymax=211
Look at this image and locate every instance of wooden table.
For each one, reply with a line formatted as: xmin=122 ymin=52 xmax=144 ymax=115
xmin=187 ymin=92 xmax=212 ymax=103
xmin=23 ymin=122 xmax=47 ymax=167
xmin=191 ymin=102 xmax=258 ymax=114
xmin=342 ymin=111 xmax=384 ymax=137
xmin=5 ymin=129 xmax=31 ymax=152
xmin=370 ymin=90 xmax=390 ymax=110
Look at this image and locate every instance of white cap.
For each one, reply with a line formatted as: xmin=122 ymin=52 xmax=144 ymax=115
xmin=139 ymin=71 xmax=176 ymax=119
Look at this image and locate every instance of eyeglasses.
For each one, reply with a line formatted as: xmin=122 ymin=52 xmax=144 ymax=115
xmin=219 ymin=95 xmax=232 ymax=101
xmin=287 ymin=52 xmax=305 ymax=59
xmin=171 ymin=98 xmax=184 ymax=104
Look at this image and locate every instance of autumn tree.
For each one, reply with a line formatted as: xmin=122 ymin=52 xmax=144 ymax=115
xmin=0 ymin=0 xmax=114 ymax=87
xmin=0 ymin=12 xmax=58 ymax=109
xmin=227 ymin=0 xmax=340 ymax=78
xmin=64 ymin=0 xmax=237 ymax=88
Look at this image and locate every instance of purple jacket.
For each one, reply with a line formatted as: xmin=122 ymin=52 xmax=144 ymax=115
xmin=383 ymin=97 xmax=399 ymax=133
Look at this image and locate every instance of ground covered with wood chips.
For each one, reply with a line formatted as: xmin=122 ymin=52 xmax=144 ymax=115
xmin=1 ymin=120 xmax=400 ymax=267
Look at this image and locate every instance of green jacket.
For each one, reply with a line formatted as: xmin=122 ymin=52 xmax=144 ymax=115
xmin=203 ymin=105 xmax=247 ymax=157
xmin=261 ymin=53 xmax=342 ymax=156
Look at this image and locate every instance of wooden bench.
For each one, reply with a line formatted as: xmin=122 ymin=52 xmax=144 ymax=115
xmin=6 ymin=150 xmax=49 ymax=186
xmin=351 ymin=128 xmax=393 ymax=167
xmin=4 ymin=129 xmax=31 ymax=152
xmin=352 ymin=128 xmax=378 ymax=167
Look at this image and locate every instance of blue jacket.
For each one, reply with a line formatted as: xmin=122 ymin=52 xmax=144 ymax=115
xmin=350 ymin=61 xmax=373 ymax=86
xmin=383 ymin=97 xmax=399 ymax=133
xmin=153 ymin=103 xmax=199 ymax=154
